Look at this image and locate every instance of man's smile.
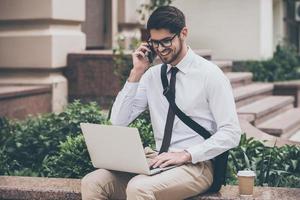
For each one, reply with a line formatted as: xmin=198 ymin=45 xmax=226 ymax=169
xmin=159 ymin=49 xmax=172 ymax=57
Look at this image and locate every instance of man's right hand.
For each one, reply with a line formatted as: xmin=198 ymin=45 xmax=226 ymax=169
xmin=128 ymin=43 xmax=152 ymax=82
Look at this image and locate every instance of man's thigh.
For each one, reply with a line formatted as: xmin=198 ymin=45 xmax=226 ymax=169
xmin=81 ymin=168 xmax=135 ymax=200
xmin=127 ymin=161 xmax=213 ymax=200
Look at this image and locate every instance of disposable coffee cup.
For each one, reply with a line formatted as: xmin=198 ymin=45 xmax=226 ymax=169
xmin=237 ymin=170 xmax=256 ymax=196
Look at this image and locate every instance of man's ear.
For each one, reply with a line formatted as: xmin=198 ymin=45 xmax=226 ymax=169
xmin=180 ymin=27 xmax=188 ymax=40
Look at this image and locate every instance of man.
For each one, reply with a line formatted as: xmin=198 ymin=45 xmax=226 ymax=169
xmin=81 ymin=6 xmax=241 ymax=200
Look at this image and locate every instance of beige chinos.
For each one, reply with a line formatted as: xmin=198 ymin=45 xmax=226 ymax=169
xmin=81 ymin=148 xmax=213 ymax=200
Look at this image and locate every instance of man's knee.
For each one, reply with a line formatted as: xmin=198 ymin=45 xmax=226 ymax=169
xmin=82 ymin=169 xmax=113 ymax=187
xmin=81 ymin=169 xmax=114 ymax=199
xmin=126 ymin=177 xmax=155 ymax=199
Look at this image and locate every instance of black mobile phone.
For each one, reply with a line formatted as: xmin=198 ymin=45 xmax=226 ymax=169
xmin=146 ymin=45 xmax=157 ymax=64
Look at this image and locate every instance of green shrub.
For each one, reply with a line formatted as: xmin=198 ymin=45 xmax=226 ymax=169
xmin=227 ymin=134 xmax=300 ymax=187
xmin=0 ymin=100 xmax=106 ymax=176
xmin=42 ymin=135 xmax=94 ymax=178
xmin=112 ymin=46 xmax=133 ymax=86
xmin=130 ymin=111 xmax=155 ymax=149
xmin=0 ymin=100 xmax=154 ymax=178
xmin=112 ymin=34 xmax=140 ymax=87
xmin=1 ymin=101 xmax=299 ymax=189
xmin=234 ymin=45 xmax=300 ymax=82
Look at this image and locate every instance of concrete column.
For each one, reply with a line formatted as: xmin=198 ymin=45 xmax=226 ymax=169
xmin=273 ymin=0 xmax=286 ymax=50
xmin=0 ymin=0 xmax=86 ymax=112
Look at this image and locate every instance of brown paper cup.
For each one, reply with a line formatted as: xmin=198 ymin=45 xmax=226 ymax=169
xmin=237 ymin=170 xmax=256 ymax=196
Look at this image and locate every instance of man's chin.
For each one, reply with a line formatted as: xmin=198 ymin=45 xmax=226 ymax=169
xmin=161 ymin=56 xmax=178 ymax=65
xmin=159 ymin=55 xmax=172 ymax=64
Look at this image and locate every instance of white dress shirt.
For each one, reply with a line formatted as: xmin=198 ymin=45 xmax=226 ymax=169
xmin=110 ymin=48 xmax=241 ymax=164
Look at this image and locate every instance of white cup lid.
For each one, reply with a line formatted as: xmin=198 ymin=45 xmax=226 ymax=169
xmin=237 ymin=170 xmax=256 ymax=177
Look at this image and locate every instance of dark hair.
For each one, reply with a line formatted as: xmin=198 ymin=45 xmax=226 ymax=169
xmin=147 ymin=6 xmax=186 ymax=34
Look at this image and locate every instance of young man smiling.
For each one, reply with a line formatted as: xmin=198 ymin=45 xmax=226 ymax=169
xmin=81 ymin=6 xmax=241 ymax=200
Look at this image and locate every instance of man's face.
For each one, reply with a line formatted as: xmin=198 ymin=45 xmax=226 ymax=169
xmin=149 ymin=29 xmax=184 ymax=64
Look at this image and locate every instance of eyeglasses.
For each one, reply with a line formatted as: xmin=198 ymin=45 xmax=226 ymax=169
xmin=148 ymin=34 xmax=178 ymax=48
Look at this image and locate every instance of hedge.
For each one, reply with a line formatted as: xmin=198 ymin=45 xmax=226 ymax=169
xmin=0 ymin=101 xmax=299 ymax=187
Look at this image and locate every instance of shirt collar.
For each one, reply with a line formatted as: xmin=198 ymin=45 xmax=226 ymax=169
xmin=167 ymin=47 xmax=194 ymax=74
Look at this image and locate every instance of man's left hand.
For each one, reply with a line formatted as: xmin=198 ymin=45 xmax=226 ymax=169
xmin=150 ymin=151 xmax=192 ymax=168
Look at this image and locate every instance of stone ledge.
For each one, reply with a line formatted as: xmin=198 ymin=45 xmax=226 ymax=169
xmin=274 ymin=80 xmax=300 ymax=107
xmin=196 ymin=185 xmax=300 ymax=200
xmin=0 ymin=85 xmax=52 ymax=119
xmin=68 ymin=49 xmax=213 ymax=60
xmin=1 ymin=176 xmax=300 ymax=200
xmin=0 ymin=176 xmax=81 ymax=200
xmin=274 ymin=80 xmax=300 ymax=89
xmin=0 ymin=85 xmax=51 ymax=100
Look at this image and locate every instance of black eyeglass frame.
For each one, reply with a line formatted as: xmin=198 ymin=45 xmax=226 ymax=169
xmin=147 ymin=33 xmax=178 ymax=49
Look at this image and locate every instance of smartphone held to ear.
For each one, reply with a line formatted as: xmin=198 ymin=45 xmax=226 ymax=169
xmin=146 ymin=45 xmax=157 ymax=64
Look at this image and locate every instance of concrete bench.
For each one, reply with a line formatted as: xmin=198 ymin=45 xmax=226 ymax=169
xmin=1 ymin=176 xmax=300 ymax=200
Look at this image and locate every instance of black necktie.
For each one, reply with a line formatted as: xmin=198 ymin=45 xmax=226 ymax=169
xmin=159 ymin=67 xmax=179 ymax=154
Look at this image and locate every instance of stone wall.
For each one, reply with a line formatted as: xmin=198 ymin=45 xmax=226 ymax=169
xmin=0 ymin=85 xmax=52 ymax=119
xmin=65 ymin=50 xmax=128 ymax=109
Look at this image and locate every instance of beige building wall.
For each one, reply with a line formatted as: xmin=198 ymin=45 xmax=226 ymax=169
xmin=124 ymin=0 xmax=285 ymax=61
xmin=172 ymin=0 xmax=273 ymax=60
xmin=0 ymin=0 xmax=86 ymax=112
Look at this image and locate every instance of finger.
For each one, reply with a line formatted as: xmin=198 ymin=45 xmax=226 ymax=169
xmin=136 ymin=43 xmax=151 ymax=53
xmin=140 ymin=42 xmax=149 ymax=47
xmin=156 ymin=152 xmax=167 ymax=158
xmin=155 ymin=152 xmax=170 ymax=162
xmin=139 ymin=45 xmax=151 ymax=53
xmin=149 ymin=154 xmax=162 ymax=166
xmin=160 ymin=159 xmax=175 ymax=168
xmin=149 ymin=158 xmax=158 ymax=167
xmin=133 ymin=51 xmax=146 ymax=59
xmin=153 ymin=156 xmax=171 ymax=168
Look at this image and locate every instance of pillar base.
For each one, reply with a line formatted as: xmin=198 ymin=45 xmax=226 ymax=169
xmin=0 ymin=70 xmax=67 ymax=113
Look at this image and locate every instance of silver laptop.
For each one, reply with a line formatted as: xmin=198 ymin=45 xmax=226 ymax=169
xmin=80 ymin=123 xmax=176 ymax=175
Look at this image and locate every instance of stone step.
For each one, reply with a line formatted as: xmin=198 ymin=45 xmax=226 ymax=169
xmin=239 ymin=119 xmax=300 ymax=147
xmin=212 ymin=60 xmax=233 ymax=72
xmin=233 ymin=83 xmax=274 ymax=108
xmin=193 ymin=49 xmax=213 ymax=60
xmin=257 ymin=108 xmax=300 ymax=137
xmin=238 ymin=96 xmax=295 ymax=125
xmin=154 ymin=49 xmax=213 ymax=64
xmin=225 ymin=72 xmax=253 ymax=88
xmin=1 ymin=176 xmax=299 ymax=200
xmin=289 ymin=128 xmax=300 ymax=142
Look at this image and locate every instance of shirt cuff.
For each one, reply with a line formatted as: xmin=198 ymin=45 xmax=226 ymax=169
xmin=122 ymin=81 xmax=139 ymax=96
xmin=185 ymin=145 xmax=205 ymax=164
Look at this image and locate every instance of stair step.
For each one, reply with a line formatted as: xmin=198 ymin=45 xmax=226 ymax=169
xmin=212 ymin=60 xmax=233 ymax=72
xmin=238 ymin=96 xmax=294 ymax=124
xmin=239 ymin=119 xmax=300 ymax=147
xmin=154 ymin=49 xmax=212 ymax=64
xmin=257 ymin=108 xmax=300 ymax=137
xmin=226 ymin=72 xmax=253 ymax=88
xmin=233 ymin=83 xmax=274 ymax=107
xmin=194 ymin=49 xmax=213 ymax=60
xmin=289 ymin=129 xmax=300 ymax=142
